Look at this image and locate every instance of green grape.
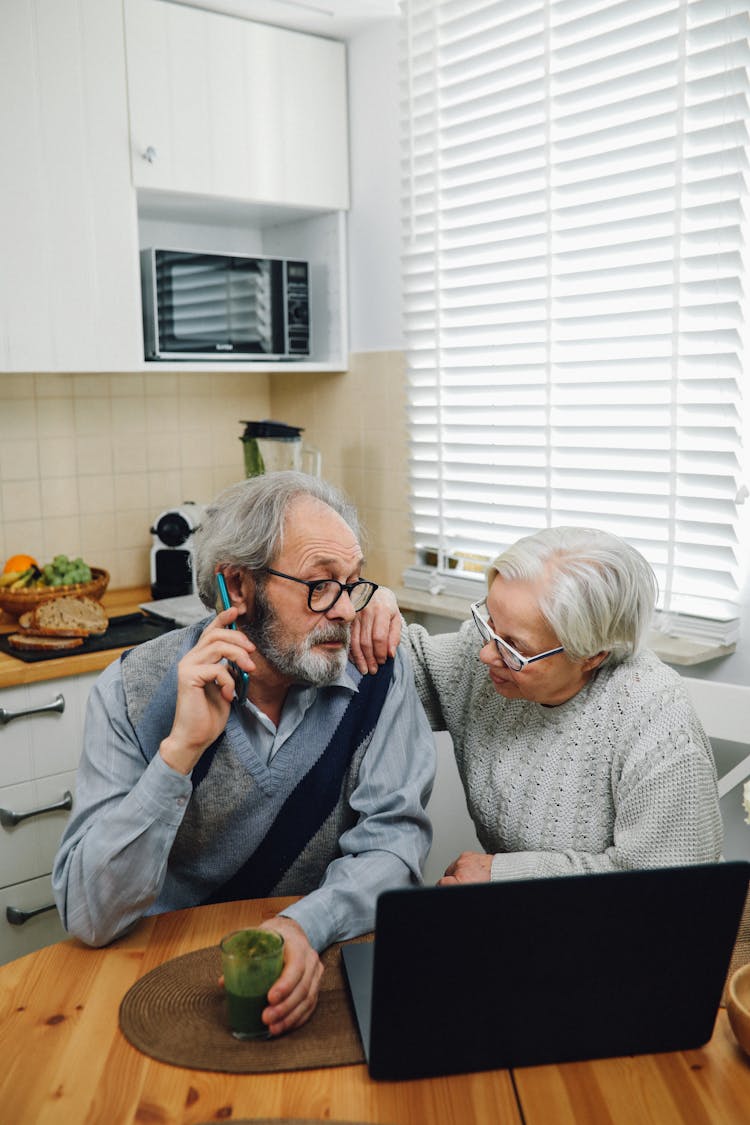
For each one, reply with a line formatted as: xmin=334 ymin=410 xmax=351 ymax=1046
xmin=38 ymin=553 xmax=92 ymax=587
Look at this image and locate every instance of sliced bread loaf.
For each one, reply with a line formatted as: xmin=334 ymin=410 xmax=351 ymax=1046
xmin=20 ymin=596 xmax=108 ymax=637
xmin=8 ymin=633 xmax=84 ymax=651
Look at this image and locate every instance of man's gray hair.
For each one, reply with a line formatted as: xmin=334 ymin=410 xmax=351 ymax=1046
xmin=487 ymin=526 xmax=657 ymax=665
xmin=194 ymin=471 xmax=361 ymax=608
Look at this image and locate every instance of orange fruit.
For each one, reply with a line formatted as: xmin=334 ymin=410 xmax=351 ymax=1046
xmin=3 ymin=553 xmax=38 ymax=574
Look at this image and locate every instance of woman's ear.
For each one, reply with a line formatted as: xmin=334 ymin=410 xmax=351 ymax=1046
xmin=582 ymin=651 xmax=609 ymax=673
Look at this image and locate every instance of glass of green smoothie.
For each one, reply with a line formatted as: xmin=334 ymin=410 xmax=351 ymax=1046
xmin=220 ymin=928 xmax=285 ymax=1040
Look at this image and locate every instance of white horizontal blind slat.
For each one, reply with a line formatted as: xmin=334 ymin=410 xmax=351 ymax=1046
xmin=400 ymin=0 xmax=749 ymax=622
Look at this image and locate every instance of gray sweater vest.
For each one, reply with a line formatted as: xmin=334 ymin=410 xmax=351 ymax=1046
xmin=119 ymin=622 xmax=394 ymax=903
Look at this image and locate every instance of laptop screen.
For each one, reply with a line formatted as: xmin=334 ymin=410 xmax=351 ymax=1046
xmin=343 ymin=862 xmax=750 ymax=1081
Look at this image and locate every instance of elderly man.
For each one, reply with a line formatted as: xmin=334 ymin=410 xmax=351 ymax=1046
xmin=53 ymin=472 xmax=434 ymax=1036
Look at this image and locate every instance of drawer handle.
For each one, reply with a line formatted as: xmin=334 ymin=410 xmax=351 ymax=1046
xmin=6 ymin=902 xmax=57 ymax=926
xmin=0 ymin=790 xmax=73 ymax=828
xmin=0 ymin=693 xmax=65 ymax=726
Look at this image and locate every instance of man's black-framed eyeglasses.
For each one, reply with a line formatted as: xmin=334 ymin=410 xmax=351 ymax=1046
xmin=262 ymin=567 xmax=379 ymax=613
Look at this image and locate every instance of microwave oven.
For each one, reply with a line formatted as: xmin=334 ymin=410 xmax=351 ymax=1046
xmin=140 ymin=248 xmax=310 ymax=360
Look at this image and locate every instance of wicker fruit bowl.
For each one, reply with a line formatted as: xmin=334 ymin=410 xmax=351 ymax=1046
xmin=0 ymin=567 xmax=110 ymax=619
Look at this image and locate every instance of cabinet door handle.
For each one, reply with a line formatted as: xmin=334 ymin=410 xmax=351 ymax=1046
xmin=0 ymin=790 xmax=73 ymax=828
xmin=142 ymin=145 xmax=157 ymax=163
xmin=0 ymin=693 xmax=65 ymax=726
xmin=6 ymin=902 xmax=57 ymax=926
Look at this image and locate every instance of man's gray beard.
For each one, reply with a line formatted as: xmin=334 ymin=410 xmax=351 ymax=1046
xmin=244 ymin=584 xmax=350 ymax=686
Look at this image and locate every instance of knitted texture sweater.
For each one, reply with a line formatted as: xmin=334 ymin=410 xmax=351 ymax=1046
xmin=407 ymin=620 xmax=722 ymax=880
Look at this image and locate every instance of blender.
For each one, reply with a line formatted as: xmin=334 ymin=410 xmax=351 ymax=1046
xmin=240 ymin=420 xmax=321 ymax=478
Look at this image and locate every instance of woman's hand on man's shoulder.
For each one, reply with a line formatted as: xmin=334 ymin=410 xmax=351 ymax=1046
xmin=349 ymin=586 xmax=402 ymax=675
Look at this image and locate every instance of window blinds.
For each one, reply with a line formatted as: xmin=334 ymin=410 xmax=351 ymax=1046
xmin=400 ymin=0 xmax=749 ymax=627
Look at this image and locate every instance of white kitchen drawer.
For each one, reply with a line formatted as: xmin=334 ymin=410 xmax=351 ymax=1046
xmin=0 ymin=873 xmax=68 ymax=965
xmin=0 ymin=771 xmax=77 ymax=888
xmin=0 ymin=673 xmax=97 ymax=786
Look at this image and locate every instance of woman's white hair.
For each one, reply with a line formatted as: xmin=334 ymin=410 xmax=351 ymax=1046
xmin=487 ymin=526 xmax=657 ymax=665
xmin=193 ymin=471 xmax=361 ymax=608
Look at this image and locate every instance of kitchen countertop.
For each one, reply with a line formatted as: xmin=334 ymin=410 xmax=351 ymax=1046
xmin=0 ymin=586 xmax=153 ymax=689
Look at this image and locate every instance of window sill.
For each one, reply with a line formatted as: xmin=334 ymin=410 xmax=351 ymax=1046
xmin=394 ymin=586 xmax=736 ymax=668
xmin=643 ymin=632 xmax=736 ymax=667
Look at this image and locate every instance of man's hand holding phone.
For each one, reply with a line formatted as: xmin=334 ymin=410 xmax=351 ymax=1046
xmin=159 ymin=581 xmax=255 ymax=776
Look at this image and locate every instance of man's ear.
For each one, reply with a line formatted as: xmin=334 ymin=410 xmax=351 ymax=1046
xmin=219 ymin=566 xmax=254 ymax=617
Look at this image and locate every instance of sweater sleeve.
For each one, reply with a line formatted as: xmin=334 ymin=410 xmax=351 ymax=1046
xmin=405 ymin=618 xmax=477 ymax=733
xmin=490 ymin=733 xmax=723 ymax=881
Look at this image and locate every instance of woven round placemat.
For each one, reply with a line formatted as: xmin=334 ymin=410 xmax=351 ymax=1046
xmin=119 ymin=940 xmax=366 ymax=1073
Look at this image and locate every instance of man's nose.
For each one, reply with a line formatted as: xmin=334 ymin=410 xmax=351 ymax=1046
xmin=327 ymin=590 xmax=357 ymax=622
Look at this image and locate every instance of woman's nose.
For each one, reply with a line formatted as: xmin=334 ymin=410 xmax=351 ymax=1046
xmin=479 ymin=639 xmax=500 ymax=666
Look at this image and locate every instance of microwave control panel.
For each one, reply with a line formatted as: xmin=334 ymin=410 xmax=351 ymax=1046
xmin=284 ymin=260 xmax=310 ymax=356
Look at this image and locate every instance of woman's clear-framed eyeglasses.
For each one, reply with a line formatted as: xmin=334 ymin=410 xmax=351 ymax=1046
xmin=263 ymin=567 xmax=379 ymax=613
xmin=470 ymin=599 xmax=564 ymax=672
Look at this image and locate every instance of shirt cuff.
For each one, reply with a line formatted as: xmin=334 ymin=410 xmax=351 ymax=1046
xmin=278 ymin=896 xmax=339 ymax=953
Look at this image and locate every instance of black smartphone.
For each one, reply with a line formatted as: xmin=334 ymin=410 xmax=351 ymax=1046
xmin=215 ymin=571 xmax=249 ymax=705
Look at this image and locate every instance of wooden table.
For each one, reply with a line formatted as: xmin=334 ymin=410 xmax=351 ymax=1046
xmin=1 ymin=896 xmax=749 ymax=1125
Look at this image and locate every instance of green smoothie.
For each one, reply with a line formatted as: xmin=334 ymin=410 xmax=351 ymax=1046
xmin=241 ymin=436 xmax=266 ymax=478
xmin=220 ymin=928 xmax=285 ymax=1040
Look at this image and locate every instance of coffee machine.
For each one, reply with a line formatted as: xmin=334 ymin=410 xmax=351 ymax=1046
xmin=149 ymin=502 xmax=205 ymax=599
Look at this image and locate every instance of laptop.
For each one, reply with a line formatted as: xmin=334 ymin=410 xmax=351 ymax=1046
xmin=342 ymin=861 xmax=750 ymax=1081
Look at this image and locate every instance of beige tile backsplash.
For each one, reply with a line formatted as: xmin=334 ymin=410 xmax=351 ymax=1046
xmin=0 ymin=353 xmax=413 ymax=591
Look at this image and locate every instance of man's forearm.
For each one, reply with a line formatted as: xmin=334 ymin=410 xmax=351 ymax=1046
xmin=52 ymin=753 xmax=191 ymax=946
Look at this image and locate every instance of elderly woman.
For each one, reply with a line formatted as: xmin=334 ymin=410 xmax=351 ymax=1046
xmin=354 ymin=526 xmax=722 ymax=883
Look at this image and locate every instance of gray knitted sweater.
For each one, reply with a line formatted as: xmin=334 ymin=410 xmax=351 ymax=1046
xmin=407 ymin=620 xmax=722 ymax=879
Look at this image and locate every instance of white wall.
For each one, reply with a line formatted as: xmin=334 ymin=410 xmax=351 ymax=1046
xmin=422 ymin=731 xmax=483 ymax=884
xmin=347 ymin=21 xmax=403 ymax=352
xmin=694 ymin=593 xmax=750 ymax=686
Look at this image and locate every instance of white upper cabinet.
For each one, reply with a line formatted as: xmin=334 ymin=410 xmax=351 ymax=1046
xmin=0 ymin=0 xmax=143 ymax=372
xmin=0 ymin=0 xmax=351 ymax=373
xmin=124 ymin=0 xmax=350 ymax=211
